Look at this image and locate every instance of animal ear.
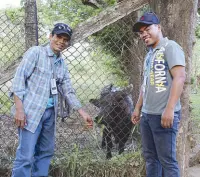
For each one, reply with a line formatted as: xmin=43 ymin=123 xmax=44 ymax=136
xmin=89 ymin=99 xmax=100 ymax=107
xmin=122 ymin=84 xmax=133 ymax=94
xmin=101 ymin=84 xmax=113 ymax=96
xmin=109 ymin=83 xmax=113 ymax=90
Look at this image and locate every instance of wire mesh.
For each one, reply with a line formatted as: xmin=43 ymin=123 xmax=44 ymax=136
xmin=0 ymin=6 xmax=144 ymax=176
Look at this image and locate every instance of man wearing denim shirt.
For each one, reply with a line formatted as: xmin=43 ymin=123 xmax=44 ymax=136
xmin=11 ymin=23 xmax=93 ymax=177
xmin=131 ymin=12 xmax=185 ymax=177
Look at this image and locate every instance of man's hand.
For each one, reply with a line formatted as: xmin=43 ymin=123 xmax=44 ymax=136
xmin=78 ymin=108 xmax=93 ymax=128
xmin=15 ymin=109 xmax=27 ymax=129
xmin=161 ymin=108 xmax=174 ymax=128
xmin=14 ymin=94 xmax=26 ymax=129
xmin=131 ymin=107 xmax=141 ymax=125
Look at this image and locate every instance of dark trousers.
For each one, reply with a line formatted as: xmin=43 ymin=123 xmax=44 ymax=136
xmin=140 ymin=111 xmax=181 ymax=177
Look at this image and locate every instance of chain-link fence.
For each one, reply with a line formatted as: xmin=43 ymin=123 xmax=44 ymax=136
xmin=0 ymin=3 xmax=145 ymax=176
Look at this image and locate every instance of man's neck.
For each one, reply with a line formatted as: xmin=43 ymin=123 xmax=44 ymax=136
xmin=152 ymin=35 xmax=164 ymax=48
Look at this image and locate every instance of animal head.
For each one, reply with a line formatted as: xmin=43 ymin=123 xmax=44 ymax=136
xmin=90 ymin=84 xmax=133 ymax=125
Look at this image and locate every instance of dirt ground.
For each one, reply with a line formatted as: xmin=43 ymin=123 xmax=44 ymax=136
xmin=0 ymin=103 xmax=139 ymax=176
xmin=1 ymin=100 xmax=200 ymax=176
xmin=188 ymin=164 xmax=200 ymax=177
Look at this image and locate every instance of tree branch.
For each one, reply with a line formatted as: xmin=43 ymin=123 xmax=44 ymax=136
xmin=81 ymin=0 xmax=100 ymax=9
xmin=0 ymin=0 xmax=148 ymax=85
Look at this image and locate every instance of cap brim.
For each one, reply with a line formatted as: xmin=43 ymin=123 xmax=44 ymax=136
xmin=54 ymin=30 xmax=71 ymax=38
xmin=132 ymin=21 xmax=154 ymax=32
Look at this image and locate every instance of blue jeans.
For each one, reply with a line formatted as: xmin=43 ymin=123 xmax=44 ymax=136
xmin=140 ymin=111 xmax=180 ymax=177
xmin=12 ymin=108 xmax=55 ymax=177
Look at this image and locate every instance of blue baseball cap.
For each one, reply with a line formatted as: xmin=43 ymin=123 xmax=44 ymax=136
xmin=52 ymin=23 xmax=73 ymax=39
xmin=132 ymin=12 xmax=160 ymax=32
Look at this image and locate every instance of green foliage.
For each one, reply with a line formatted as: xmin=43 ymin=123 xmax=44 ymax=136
xmin=96 ymin=23 xmax=130 ymax=56
xmin=0 ymin=93 xmax=12 ymax=115
xmin=191 ymin=91 xmax=200 ymax=119
xmin=93 ymin=19 xmax=132 ymax=87
xmin=1 ymin=0 xmax=128 ymax=108
xmin=190 ymin=90 xmax=200 ymax=136
xmin=37 ymin=0 xmax=102 ymax=28
xmin=50 ymin=144 xmax=145 ymax=177
xmin=191 ymin=77 xmax=195 ymax=85
xmin=100 ymin=51 xmax=129 ymax=86
xmin=91 ymin=4 xmax=151 ymax=88
xmin=192 ymin=38 xmax=200 ymax=78
xmin=104 ymin=0 xmax=116 ymax=6
xmin=195 ymin=24 xmax=200 ymax=38
xmin=0 ymin=9 xmax=25 ymax=68
xmin=138 ymin=4 xmax=151 ymax=16
xmin=65 ymin=42 xmax=128 ymax=104
xmin=5 ymin=8 xmax=24 ymax=24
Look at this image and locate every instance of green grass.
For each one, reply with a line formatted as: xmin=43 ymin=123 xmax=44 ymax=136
xmin=190 ymin=91 xmax=200 ymax=119
xmin=190 ymin=89 xmax=200 ymax=134
xmin=49 ymin=145 xmax=145 ymax=177
xmin=0 ymin=92 xmax=12 ymax=115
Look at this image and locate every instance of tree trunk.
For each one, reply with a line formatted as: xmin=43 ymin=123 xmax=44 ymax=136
xmin=116 ymin=0 xmax=145 ymax=105
xmin=149 ymin=0 xmax=198 ymax=176
xmin=25 ymin=0 xmax=38 ymax=50
xmin=119 ymin=12 xmax=145 ymax=106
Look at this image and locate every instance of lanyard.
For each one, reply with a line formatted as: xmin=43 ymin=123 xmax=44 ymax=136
xmin=47 ymin=50 xmax=58 ymax=95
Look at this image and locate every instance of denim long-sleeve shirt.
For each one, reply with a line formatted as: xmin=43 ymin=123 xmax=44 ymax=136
xmin=11 ymin=44 xmax=82 ymax=133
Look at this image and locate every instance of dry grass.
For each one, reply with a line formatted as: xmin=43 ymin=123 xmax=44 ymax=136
xmin=0 ymin=103 xmax=143 ymax=177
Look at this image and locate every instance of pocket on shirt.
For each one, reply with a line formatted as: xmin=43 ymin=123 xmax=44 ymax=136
xmin=35 ymin=66 xmax=45 ymax=73
xmin=30 ymin=66 xmax=51 ymax=87
xmin=34 ymin=66 xmax=51 ymax=76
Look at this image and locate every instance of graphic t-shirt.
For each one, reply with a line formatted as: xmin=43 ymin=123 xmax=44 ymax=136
xmin=142 ymin=37 xmax=185 ymax=115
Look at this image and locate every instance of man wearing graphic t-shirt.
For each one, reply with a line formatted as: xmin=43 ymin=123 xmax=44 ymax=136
xmin=131 ymin=12 xmax=185 ymax=177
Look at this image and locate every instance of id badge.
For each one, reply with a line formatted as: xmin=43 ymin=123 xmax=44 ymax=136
xmin=51 ymin=79 xmax=58 ymax=95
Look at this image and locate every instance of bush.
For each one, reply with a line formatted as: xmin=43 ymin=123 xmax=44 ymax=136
xmin=49 ymin=145 xmax=145 ymax=177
